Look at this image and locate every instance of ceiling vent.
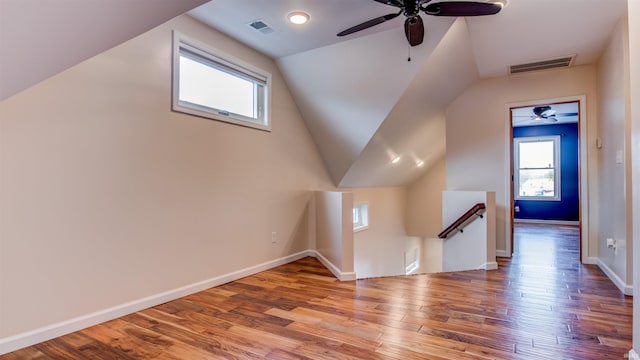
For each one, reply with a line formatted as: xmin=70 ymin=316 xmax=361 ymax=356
xmin=247 ymin=20 xmax=274 ymax=35
xmin=509 ymin=55 xmax=575 ymax=75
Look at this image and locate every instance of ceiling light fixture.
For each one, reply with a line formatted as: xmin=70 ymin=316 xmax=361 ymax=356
xmin=288 ymin=12 xmax=310 ymax=25
xmin=416 ymin=160 xmax=425 ymax=168
xmin=492 ymin=0 xmax=508 ymax=8
xmin=391 ymin=156 xmax=401 ymax=164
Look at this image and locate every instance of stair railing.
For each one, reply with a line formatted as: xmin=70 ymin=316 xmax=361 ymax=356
xmin=438 ymin=203 xmax=486 ymax=239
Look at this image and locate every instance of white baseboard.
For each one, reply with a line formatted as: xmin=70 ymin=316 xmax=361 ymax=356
xmin=314 ymin=251 xmax=356 ymax=281
xmin=0 ymin=250 xmax=315 ymax=355
xmin=584 ymin=257 xmax=599 ymax=265
xmin=482 ymin=261 xmax=499 ymax=270
xmin=514 ymin=219 xmax=580 ymax=226
xmin=496 ymin=250 xmax=509 ymax=258
xmin=597 ymin=258 xmax=633 ymax=295
xmin=629 ymin=349 xmax=640 ymax=360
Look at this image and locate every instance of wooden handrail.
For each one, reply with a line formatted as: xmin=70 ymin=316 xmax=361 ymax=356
xmin=438 ymin=203 xmax=486 ymax=239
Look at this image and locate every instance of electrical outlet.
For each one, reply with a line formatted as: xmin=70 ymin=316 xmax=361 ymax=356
xmin=606 ymin=238 xmax=615 ymax=249
xmin=271 ymin=232 xmax=277 ymax=244
xmin=514 ymin=206 xmax=520 ymax=212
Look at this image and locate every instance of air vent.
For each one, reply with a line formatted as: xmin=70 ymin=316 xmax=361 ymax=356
xmin=247 ymin=20 xmax=274 ymax=35
xmin=509 ymin=55 xmax=575 ymax=74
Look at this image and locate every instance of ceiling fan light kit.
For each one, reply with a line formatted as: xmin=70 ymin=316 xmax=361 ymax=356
xmin=512 ymin=105 xmax=579 ymax=126
xmin=337 ymin=0 xmax=502 ymax=47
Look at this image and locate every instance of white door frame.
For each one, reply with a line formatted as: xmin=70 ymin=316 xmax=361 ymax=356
xmin=504 ymin=95 xmax=589 ymax=263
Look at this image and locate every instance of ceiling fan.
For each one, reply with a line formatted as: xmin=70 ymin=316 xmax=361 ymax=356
xmin=513 ymin=106 xmax=579 ymax=124
xmin=337 ymin=0 xmax=504 ymax=47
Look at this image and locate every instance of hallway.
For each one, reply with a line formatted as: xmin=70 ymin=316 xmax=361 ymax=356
xmin=505 ymin=223 xmax=632 ymax=357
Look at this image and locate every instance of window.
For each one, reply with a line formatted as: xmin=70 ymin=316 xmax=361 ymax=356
xmin=353 ymin=202 xmax=369 ymax=232
xmin=172 ymin=32 xmax=271 ymax=131
xmin=405 ymin=248 xmax=419 ymax=275
xmin=514 ymin=136 xmax=561 ymax=201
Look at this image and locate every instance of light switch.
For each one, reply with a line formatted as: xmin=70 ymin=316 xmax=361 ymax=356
xmin=616 ymin=150 xmax=623 ymax=164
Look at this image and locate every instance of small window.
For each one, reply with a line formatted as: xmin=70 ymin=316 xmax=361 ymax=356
xmin=353 ymin=202 xmax=369 ymax=232
xmin=172 ymin=32 xmax=271 ymax=131
xmin=405 ymin=248 xmax=419 ymax=275
xmin=514 ymin=135 xmax=561 ymax=201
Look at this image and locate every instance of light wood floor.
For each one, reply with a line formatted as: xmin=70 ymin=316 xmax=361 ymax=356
xmin=2 ymin=224 xmax=632 ymax=359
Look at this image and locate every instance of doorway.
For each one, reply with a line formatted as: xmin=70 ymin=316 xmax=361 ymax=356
xmin=506 ymin=97 xmax=588 ymax=262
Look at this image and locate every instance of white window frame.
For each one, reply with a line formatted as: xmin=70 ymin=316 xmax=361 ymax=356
xmin=353 ymin=202 xmax=369 ymax=232
xmin=514 ymin=135 xmax=561 ymax=201
xmin=172 ymin=31 xmax=271 ymax=131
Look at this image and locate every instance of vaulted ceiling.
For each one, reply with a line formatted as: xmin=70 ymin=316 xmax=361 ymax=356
xmin=1 ymin=0 xmax=629 ymax=188
xmin=0 ymin=0 xmax=208 ymax=101
xmin=190 ymin=0 xmax=627 ymax=187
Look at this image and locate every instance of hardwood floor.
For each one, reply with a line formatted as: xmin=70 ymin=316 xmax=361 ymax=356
xmin=2 ymin=224 xmax=632 ymax=359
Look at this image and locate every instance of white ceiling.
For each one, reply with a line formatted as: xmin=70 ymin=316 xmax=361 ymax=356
xmin=189 ymin=0 xmax=406 ymax=59
xmin=191 ymin=0 xmax=627 ymax=77
xmin=1 ymin=0 xmax=629 ymax=188
xmin=189 ymin=0 xmax=627 ymax=187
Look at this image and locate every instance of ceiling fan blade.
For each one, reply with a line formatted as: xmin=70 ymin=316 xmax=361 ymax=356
xmin=337 ymin=11 xmax=402 ymax=37
xmin=556 ymin=112 xmax=579 ymax=117
xmin=404 ymin=15 xmax=424 ymax=46
xmin=373 ymin=0 xmax=404 ymax=8
xmin=422 ymin=1 xmax=502 ymax=16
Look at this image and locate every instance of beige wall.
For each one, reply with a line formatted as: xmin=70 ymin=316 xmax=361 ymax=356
xmin=441 ymin=191 xmax=496 ymax=272
xmin=628 ymin=0 xmax=640 ymax=355
xmin=0 ymin=15 xmax=333 ymax=338
xmin=315 ymin=191 xmax=354 ymax=276
xmin=353 ymin=187 xmax=422 ymax=278
xmin=445 ymin=65 xmax=599 ymax=255
xmin=596 ymin=17 xmax=632 ymax=287
xmin=406 ymin=156 xmax=446 ymax=238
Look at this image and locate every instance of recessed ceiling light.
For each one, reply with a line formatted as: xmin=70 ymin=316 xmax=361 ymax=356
xmin=288 ymin=12 xmax=309 ymax=25
xmin=391 ymin=156 xmax=401 ymax=164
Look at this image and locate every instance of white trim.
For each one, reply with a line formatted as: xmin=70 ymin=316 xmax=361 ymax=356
xmin=172 ymin=31 xmax=272 ymax=132
xmin=482 ymin=262 xmax=499 ymax=270
xmin=514 ymin=219 xmax=580 ymax=226
xmin=629 ymin=349 xmax=640 ymax=360
xmin=0 ymin=250 xmax=314 ymax=355
xmin=496 ymin=249 xmax=508 ymax=257
xmin=597 ymin=258 xmax=633 ymax=295
xmin=314 ymin=251 xmax=357 ymax=281
xmin=513 ymin=135 xmax=561 ymax=201
xmin=504 ymin=95 xmax=589 ymax=263
xmin=584 ymin=257 xmax=599 ymax=265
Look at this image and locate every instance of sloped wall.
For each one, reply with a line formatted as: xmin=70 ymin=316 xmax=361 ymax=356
xmin=0 ymin=14 xmax=333 ymax=342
